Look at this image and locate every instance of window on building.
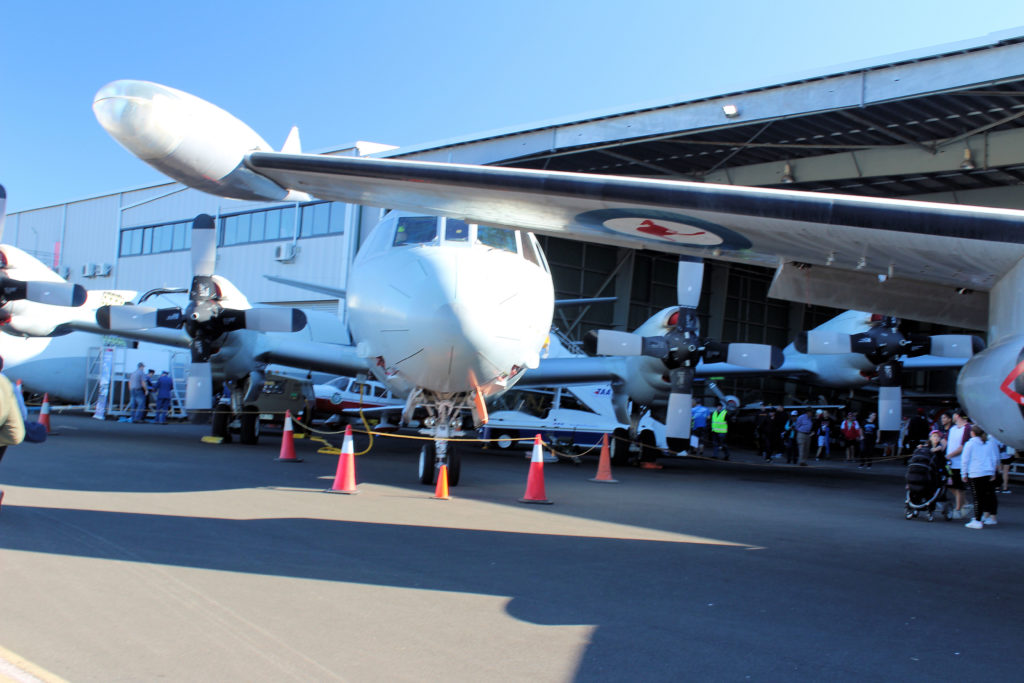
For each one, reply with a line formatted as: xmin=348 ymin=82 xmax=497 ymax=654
xmin=119 ymin=201 xmax=346 ymax=258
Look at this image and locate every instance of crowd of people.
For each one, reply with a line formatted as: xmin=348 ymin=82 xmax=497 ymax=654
xmin=729 ymin=402 xmax=1013 ymax=529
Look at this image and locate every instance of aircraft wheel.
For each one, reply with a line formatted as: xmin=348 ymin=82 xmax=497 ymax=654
xmin=639 ymin=429 xmax=659 ymax=462
xmin=239 ymin=407 xmax=260 ymax=445
xmin=418 ymin=441 xmax=436 ymax=485
xmin=446 ymin=445 xmax=461 ymax=487
xmin=494 ymin=431 xmax=517 ymax=450
xmin=611 ymin=428 xmax=631 ymax=466
xmin=212 ymin=404 xmax=232 ymax=444
xmin=666 ymin=437 xmax=689 ymax=455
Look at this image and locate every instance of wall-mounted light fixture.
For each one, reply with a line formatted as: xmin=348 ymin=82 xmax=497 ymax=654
xmin=722 ymin=104 xmax=739 ymax=118
xmin=960 ymin=146 xmax=976 ymax=171
xmin=781 ymin=162 xmax=795 ymax=184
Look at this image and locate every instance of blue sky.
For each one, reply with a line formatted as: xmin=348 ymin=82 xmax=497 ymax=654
xmin=4 ymin=0 xmax=1024 ymax=213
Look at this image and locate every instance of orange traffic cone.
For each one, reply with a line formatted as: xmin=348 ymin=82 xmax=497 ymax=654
xmin=519 ymin=434 xmax=552 ymax=504
xmin=38 ymin=393 xmax=51 ymax=434
xmin=275 ymin=410 xmax=303 ymax=462
xmin=433 ymin=464 xmax=450 ymax=500
xmin=327 ymin=425 xmax=358 ymax=494
xmin=590 ymin=433 xmax=619 ymax=483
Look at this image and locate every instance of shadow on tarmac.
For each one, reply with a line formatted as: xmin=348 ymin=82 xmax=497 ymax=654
xmin=2 ymin=416 xmax=1022 ymax=680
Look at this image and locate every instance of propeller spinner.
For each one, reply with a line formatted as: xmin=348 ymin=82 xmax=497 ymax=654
xmin=585 ymin=257 xmax=784 ymax=446
xmin=95 ymin=214 xmax=307 ymax=410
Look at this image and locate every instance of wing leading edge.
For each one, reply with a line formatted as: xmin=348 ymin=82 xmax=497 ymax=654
xmin=245 ymin=151 xmax=1024 ymax=302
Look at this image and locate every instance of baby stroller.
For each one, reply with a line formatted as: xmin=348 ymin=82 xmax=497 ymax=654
xmin=904 ymin=445 xmax=951 ymax=521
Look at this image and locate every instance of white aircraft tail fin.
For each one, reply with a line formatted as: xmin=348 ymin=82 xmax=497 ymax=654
xmin=281 ymin=126 xmax=301 ymax=154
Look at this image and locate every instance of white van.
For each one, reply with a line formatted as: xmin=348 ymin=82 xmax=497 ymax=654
xmin=481 ymin=384 xmax=666 ymax=458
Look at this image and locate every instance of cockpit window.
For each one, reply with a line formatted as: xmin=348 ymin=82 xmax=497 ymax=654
xmin=393 ymin=216 xmax=438 ymax=246
xmin=444 ymin=218 xmax=470 ymax=242
xmin=478 ymin=225 xmax=517 ymax=253
xmin=521 ymin=232 xmax=545 ymax=269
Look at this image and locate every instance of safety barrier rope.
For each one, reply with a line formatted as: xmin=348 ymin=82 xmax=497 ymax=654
xmin=39 ymin=395 xmax=914 ymax=468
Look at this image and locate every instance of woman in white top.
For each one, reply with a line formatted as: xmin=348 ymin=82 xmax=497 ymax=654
xmin=960 ymin=424 xmax=1001 ymax=528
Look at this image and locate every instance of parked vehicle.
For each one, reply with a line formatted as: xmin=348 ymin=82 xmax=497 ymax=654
xmin=481 ymin=384 xmax=666 ymax=462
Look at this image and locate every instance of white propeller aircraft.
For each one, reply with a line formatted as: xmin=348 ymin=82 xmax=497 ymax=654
xmin=527 ymin=308 xmax=979 ymax=451
xmin=90 ymin=79 xmax=1024 ymax=476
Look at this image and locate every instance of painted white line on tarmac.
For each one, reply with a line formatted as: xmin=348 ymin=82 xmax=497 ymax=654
xmin=0 ymin=645 xmax=66 ymax=683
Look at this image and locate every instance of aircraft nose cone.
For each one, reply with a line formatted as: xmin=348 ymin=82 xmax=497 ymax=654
xmin=93 ymin=80 xmax=184 ymax=160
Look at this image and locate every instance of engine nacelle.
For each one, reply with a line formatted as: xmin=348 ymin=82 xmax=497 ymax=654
xmin=958 ymin=334 xmax=1024 ymax=448
xmin=93 ymin=80 xmax=304 ymax=203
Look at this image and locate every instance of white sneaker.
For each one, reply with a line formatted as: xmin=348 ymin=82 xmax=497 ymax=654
xmin=983 ymin=517 xmax=998 ymax=526
xmin=965 ymin=520 xmax=984 ymax=529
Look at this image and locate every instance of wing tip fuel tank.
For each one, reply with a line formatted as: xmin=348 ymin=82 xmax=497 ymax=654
xmin=93 ymin=80 xmax=307 ymax=203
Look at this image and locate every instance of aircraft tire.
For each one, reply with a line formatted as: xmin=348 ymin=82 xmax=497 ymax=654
xmin=611 ymin=428 xmax=631 ymax=465
xmin=639 ymin=429 xmax=658 ymax=462
xmin=239 ymin=407 xmax=260 ymax=445
xmin=418 ymin=441 xmax=436 ymax=485
xmin=447 ymin=445 xmax=461 ymax=487
xmin=212 ymin=404 xmax=232 ymax=444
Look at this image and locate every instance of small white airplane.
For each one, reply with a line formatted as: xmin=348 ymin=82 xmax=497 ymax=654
xmin=89 ymin=79 xmax=1024 ymax=478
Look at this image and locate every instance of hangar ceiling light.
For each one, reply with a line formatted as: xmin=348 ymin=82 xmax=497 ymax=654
xmin=722 ymin=104 xmax=739 ymax=118
xmin=960 ymin=146 xmax=977 ymax=171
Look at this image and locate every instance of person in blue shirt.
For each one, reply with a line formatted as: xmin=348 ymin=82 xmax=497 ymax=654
xmin=795 ymin=409 xmax=814 ymax=466
xmin=691 ymin=402 xmax=711 ymax=457
xmin=154 ymin=371 xmax=174 ymax=424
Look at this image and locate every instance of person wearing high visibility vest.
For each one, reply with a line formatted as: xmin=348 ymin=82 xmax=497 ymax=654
xmin=710 ymin=401 xmax=730 ymax=461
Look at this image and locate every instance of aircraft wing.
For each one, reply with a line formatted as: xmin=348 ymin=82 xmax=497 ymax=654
xmin=520 ymin=356 xmax=629 ymax=386
xmin=253 ymin=338 xmax=370 ymax=377
xmin=245 ymin=151 xmax=1024 ymax=329
xmin=59 ymin=320 xmax=193 ymax=349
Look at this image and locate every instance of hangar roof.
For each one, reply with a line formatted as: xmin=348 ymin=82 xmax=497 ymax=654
xmin=395 ymin=30 xmax=1024 ymax=203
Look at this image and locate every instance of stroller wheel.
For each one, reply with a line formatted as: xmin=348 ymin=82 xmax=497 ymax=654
xmin=927 ymin=513 xmax=934 ymax=522
xmin=905 ymin=510 xmax=914 ymax=520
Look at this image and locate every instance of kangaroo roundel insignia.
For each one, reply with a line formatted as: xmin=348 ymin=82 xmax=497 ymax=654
xmin=578 ymin=209 xmax=752 ymax=251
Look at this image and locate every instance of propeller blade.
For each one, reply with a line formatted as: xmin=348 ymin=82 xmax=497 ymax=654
xmin=664 ymin=367 xmax=695 ymax=441
xmin=797 ymin=330 xmax=853 ymax=355
xmin=97 ymin=305 xmax=160 ymax=330
xmin=0 ymin=278 xmax=88 ymax=307
xmin=191 ymin=214 xmax=217 ymax=278
xmin=221 ymin=307 xmax=308 ymax=333
xmin=878 ymin=385 xmax=902 ymax=432
xmin=0 ymin=184 xmax=6 ymax=239
xmin=665 ymin=392 xmax=693 ymax=440
xmin=928 ymin=334 xmax=984 ymax=358
xmin=587 ymin=330 xmax=644 ymax=356
xmin=185 ymin=362 xmax=214 ymax=411
xmin=725 ymin=343 xmax=785 ymax=370
xmin=676 ymin=257 xmax=704 ymax=309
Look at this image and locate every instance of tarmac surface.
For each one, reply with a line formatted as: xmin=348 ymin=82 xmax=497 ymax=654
xmin=0 ymin=415 xmax=1021 ymax=682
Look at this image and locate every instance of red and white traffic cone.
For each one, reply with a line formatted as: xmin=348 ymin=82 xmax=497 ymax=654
xmin=327 ymin=425 xmax=358 ymax=494
xmin=519 ymin=434 xmax=552 ymax=504
xmin=38 ymin=393 xmax=51 ymax=434
xmin=275 ymin=410 xmax=303 ymax=462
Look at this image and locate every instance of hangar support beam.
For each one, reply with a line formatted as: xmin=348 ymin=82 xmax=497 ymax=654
xmin=704 ymin=126 xmax=1024 ymax=188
